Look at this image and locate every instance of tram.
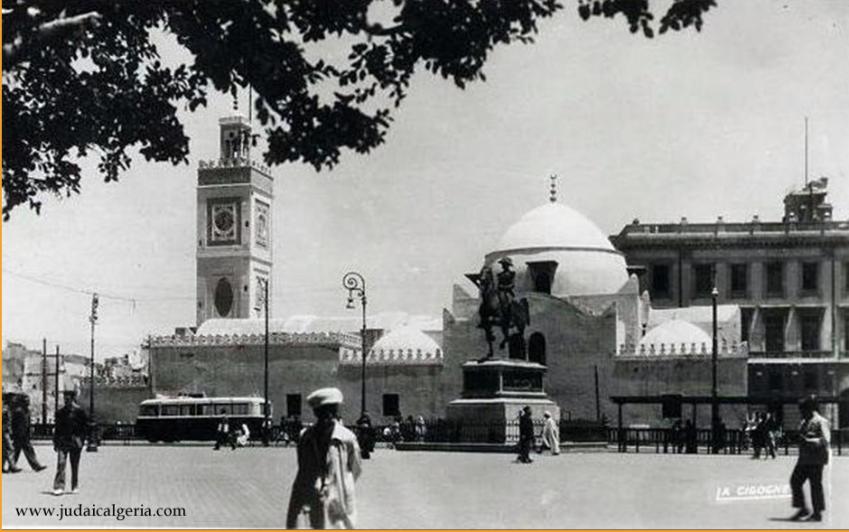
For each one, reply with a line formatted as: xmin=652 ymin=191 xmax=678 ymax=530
xmin=135 ymin=396 xmax=270 ymax=443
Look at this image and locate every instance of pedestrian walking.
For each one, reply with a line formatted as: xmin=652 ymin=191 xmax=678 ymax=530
xmin=684 ymin=420 xmax=697 ymax=454
xmin=286 ymin=387 xmax=362 ymax=529
xmin=788 ymin=395 xmax=830 ymax=522
xmin=541 ymin=411 xmax=560 ymax=456
xmin=3 ymin=399 xmax=22 ymax=474
xmin=52 ymin=389 xmax=89 ymax=495
xmin=355 ymin=412 xmax=375 ymax=459
xmin=414 ymin=415 xmax=427 ymax=443
xmin=11 ymin=395 xmax=46 ymax=472
xmin=213 ymin=411 xmax=235 ymax=450
xmin=517 ymin=406 xmax=535 ymax=463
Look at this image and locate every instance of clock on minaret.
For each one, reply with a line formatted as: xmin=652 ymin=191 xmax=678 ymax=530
xmin=195 ymin=115 xmax=274 ymax=325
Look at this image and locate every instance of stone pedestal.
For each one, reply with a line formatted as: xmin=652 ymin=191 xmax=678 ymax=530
xmin=446 ymin=359 xmax=559 ymax=443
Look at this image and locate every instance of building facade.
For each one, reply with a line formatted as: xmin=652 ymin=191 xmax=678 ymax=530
xmin=611 ymin=178 xmax=849 ymax=427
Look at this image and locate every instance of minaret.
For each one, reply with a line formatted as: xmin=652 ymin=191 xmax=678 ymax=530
xmin=196 ymin=115 xmax=273 ymax=325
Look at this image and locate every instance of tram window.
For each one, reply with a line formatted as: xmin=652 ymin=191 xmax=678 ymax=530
xmin=162 ymin=405 xmax=180 ymax=416
xmin=214 ymin=404 xmax=232 ymax=415
xmin=139 ymin=405 xmax=158 ymax=417
xmin=232 ymin=403 xmax=248 ymax=416
xmin=197 ymin=404 xmax=215 ymax=416
xmin=180 ymin=405 xmax=194 ymax=416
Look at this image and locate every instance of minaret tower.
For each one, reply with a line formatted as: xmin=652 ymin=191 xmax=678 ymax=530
xmin=196 ymin=115 xmax=273 ymax=325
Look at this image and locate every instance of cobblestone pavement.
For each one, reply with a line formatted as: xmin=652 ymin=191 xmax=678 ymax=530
xmin=2 ymin=444 xmax=847 ymax=528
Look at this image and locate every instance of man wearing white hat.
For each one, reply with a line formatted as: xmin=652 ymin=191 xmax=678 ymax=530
xmin=286 ymin=387 xmax=362 ymax=529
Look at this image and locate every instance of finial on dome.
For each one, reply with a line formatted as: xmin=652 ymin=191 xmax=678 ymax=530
xmin=549 ymin=174 xmax=558 ymax=203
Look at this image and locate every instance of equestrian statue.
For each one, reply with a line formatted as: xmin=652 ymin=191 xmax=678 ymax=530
xmin=474 ymin=257 xmax=530 ymax=359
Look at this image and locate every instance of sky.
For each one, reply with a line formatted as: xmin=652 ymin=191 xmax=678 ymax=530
xmin=3 ymin=0 xmax=849 ymax=359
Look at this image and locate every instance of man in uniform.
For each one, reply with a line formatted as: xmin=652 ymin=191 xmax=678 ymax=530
xmin=53 ymin=389 xmax=89 ymax=495
xmin=286 ymin=387 xmax=362 ymax=529
xmin=11 ymin=395 xmax=46 ymax=472
xmin=789 ymin=395 xmax=830 ymax=522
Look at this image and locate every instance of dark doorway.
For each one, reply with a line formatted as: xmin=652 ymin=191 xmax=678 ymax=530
xmin=528 ymin=333 xmax=546 ymax=365
xmin=840 ymin=389 xmax=849 ymax=429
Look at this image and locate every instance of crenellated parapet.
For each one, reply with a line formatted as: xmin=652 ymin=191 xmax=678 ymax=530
xmin=150 ymin=331 xmax=361 ymax=350
xmin=198 ymin=157 xmax=270 ymax=175
xmin=339 ymin=347 xmax=443 ymax=366
xmin=617 ymin=340 xmax=748 ymax=357
xmin=80 ymin=375 xmax=149 ymax=388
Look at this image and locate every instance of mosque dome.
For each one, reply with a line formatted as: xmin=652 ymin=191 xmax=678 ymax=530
xmin=640 ymin=319 xmax=711 ymax=349
xmin=485 ymin=201 xmax=629 ymax=297
xmin=367 ymin=325 xmax=442 ymax=363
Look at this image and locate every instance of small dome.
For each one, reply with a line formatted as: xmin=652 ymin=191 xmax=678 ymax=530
xmin=369 ymin=325 xmax=440 ymax=359
xmin=640 ymin=319 xmax=710 ymax=348
xmin=494 ymin=202 xmax=617 ymax=253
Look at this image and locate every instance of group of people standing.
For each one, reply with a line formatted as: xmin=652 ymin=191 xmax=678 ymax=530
xmin=517 ymin=407 xmax=560 ymax=463
xmin=745 ymin=410 xmax=781 ymax=459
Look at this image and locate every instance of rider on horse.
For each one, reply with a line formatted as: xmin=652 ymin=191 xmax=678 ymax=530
xmin=495 ymin=257 xmax=516 ymax=314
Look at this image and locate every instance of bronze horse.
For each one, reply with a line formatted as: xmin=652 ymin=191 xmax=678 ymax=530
xmin=477 ymin=265 xmax=530 ymax=358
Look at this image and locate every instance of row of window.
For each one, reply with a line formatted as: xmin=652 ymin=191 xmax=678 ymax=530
xmin=739 ymin=309 xmax=841 ymax=352
xmin=650 ymin=261 xmax=836 ymax=300
xmin=139 ymin=402 xmax=257 ymax=417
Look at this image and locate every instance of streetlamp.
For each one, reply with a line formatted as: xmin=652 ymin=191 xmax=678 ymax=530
xmin=87 ymin=293 xmax=99 ymax=452
xmin=711 ymin=283 xmax=719 ymax=454
xmin=343 ymin=272 xmax=367 ymax=417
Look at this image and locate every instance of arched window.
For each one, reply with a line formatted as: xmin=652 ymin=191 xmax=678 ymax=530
xmin=214 ymin=277 xmax=234 ymax=317
xmin=528 ymin=332 xmax=546 ymax=365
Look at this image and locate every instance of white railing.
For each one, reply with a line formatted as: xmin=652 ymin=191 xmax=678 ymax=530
xmin=617 ymin=340 xmax=748 ymax=357
xmin=339 ymin=347 xmax=443 ymax=366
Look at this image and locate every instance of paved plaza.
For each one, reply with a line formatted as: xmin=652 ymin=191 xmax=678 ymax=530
xmin=2 ymin=443 xmax=847 ymax=528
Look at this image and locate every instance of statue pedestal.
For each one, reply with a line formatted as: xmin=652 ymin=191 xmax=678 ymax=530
xmin=446 ymin=359 xmax=559 ymax=443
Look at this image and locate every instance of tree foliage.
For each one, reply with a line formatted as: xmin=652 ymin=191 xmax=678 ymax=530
xmin=2 ymin=0 xmax=715 ymax=219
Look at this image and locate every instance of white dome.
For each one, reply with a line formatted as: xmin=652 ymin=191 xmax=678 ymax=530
xmin=640 ymin=319 xmax=711 ymax=348
xmin=495 ymin=202 xmax=617 ymax=253
xmin=369 ymin=325 xmax=441 ymax=360
xmin=485 ymin=202 xmax=628 ymax=297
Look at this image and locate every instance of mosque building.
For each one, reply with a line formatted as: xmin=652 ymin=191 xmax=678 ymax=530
xmin=144 ymin=118 xmax=759 ymax=430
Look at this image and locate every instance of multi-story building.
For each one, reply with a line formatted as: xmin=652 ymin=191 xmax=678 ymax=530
xmin=611 ymin=178 xmax=849 ymax=427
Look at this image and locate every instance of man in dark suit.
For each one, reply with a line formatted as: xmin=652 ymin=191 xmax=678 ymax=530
xmin=789 ymin=395 xmax=831 ymax=522
xmin=53 ymin=390 xmax=89 ymax=495
xmin=11 ymin=395 xmax=46 ymax=472
xmin=518 ymin=406 xmax=535 ymax=463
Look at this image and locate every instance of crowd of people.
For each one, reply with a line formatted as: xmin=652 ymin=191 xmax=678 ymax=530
xmin=1 ymin=386 xmax=835 ymax=526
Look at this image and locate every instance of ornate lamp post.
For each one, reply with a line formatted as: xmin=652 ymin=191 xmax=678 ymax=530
xmin=87 ymin=293 xmax=99 ymax=452
xmin=343 ymin=272 xmax=367 ymax=417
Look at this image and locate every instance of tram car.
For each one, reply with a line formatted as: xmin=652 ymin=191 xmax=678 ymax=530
xmin=135 ymin=396 xmax=270 ymax=443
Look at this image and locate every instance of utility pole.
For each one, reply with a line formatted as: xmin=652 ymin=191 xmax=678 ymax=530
xmin=263 ymin=278 xmax=270 ymax=446
xmin=41 ymin=338 xmax=47 ymax=424
xmin=594 ymin=365 xmax=601 ymax=422
xmin=87 ymin=293 xmax=99 ymax=452
xmin=54 ymin=345 xmax=60 ymax=422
